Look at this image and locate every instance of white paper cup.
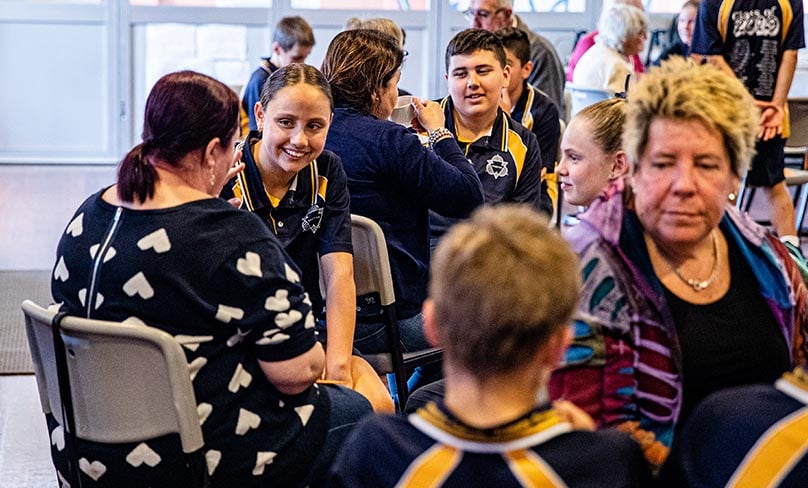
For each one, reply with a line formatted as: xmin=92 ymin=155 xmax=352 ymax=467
xmin=389 ymin=95 xmax=415 ymax=127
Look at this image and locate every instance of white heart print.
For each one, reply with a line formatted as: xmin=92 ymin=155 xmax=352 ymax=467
xmin=78 ymin=458 xmax=106 ymax=481
xmin=236 ymin=251 xmax=262 ymax=278
xmin=66 ymin=213 xmax=84 ymax=237
xmin=122 ymin=272 xmax=154 ymax=299
xmin=125 ymin=442 xmax=161 ymax=467
xmin=252 ymin=452 xmax=277 ymax=476
xmin=264 ymin=289 xmax=291 ymax=312
xmin=215 ymin=304 xmax=244 ymax=324
xmin=235 ymin=408 xmax=261 ymax=435
xmin=137 ymin=228 xmax=171 ymax=253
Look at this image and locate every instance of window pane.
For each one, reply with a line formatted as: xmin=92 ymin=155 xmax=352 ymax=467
xmin=291 ymin=0 xmax=429 ymax=11
xmin=0 ymin=0 xmax=101 ymax=3
xmin=130 ymin=0 xmax=267 ymax=6
xmin=451 ymin=0 xmax=583 ymax=14
xmin=134 ymin=23 xmax=251 ymax=140
xmin=645 ymin=0 xmax=678 ymax=14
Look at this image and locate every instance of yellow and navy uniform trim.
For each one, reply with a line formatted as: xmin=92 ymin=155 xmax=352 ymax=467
xmin=726 ymin=368 xmax=808 ymax=487
xmin=439 ymin=96 xmax=528 ymax=188
xmin=397 ymin=403 xmax=573 ymax=488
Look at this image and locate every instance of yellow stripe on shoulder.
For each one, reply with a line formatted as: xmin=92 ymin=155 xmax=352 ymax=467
xmin=780 ymin=0 xmax=793 ymax=44
xmin=506 ymin=128 xmax=529 ymax=185
xmin=396 ymin=444 xmax=461 ymax=488
xmin=504 ymin=449 xmax=567 ymax=488
xmin=718 ymin=0 xmax=733 ymax=42
xmin=727 ymin=407 xmax=808 ymax=488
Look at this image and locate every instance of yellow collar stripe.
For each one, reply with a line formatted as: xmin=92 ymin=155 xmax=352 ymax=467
xmin=396 ymin=444 xmax=461 ymax=488
xmin=504 ymin=450 xmax=567 ymax=488
xmin=727 ymin=408 xmax=808 ymax=488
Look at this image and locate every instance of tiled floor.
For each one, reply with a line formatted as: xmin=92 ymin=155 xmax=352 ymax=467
xmin=0 ymin=375 xmax=56 ymax=487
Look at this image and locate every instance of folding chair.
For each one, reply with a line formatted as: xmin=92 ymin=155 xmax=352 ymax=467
xmin=565 ymin=84 xmax=612 ymax=119
xmin=350 ymin=215 xmax=442 ymax=412
xmin=21 ymin=300 xmax=206 ymax=486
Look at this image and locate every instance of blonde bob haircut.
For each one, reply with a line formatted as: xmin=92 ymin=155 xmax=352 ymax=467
xmin=623 ymin=57 xmax=759 ymax=178
xmin=428 ymin=204 xmax=580 ymax=379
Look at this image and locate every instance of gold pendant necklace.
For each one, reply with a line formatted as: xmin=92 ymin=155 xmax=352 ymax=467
xmin=664 ymin=231 xmax=720 ymax=292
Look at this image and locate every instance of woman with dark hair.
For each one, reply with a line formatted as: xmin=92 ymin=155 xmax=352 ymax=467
xmin=321 ymin=29 xmax=484 ymax=354
xmin=50 ymin=70 xmax=371 ymax=487
xmin=221 ymin=64 xmax=392 ymax=412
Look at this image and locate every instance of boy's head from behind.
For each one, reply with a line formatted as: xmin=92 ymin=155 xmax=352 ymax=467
xmin=272 ymin=16 xmax=315 ymax=66
xmin=444 ymin=29 xmax=510 ymax=124
xmin=424 ymin=205 xmax=580 ymax=380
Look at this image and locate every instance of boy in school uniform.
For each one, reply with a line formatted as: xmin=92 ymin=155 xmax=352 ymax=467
xmin=430 ymin=29 xmax=547 ymax=246
xmin=240 ymin=16 xmax=315 ymax=134
xmin=496 ymin=26 xmax=561 ymax=213
xmin=660 ymin=366 xmax=808 ymax=487
xmin=328 ymin=204 xmax=652 ymax=488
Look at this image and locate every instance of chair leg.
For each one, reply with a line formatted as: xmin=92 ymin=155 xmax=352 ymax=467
xmin=795 ymin=184 xmax=808 ymax=236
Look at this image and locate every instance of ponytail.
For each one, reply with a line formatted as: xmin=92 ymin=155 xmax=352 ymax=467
xmin=117 ymin=143 xmax=158 ymax=203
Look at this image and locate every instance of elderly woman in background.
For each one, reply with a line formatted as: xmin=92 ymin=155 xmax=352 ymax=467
xmin=550 ymin=58 xmax=808 ymax=469
xmin=51 ymin=70 xmax=372 ymax=486
xmin=557 ymin=97 xmax=628 ymax=208
xmin=573 ymin=3 xmax=648 ymax=94
xmin=321 ymin=29 xmax=484 ymax=355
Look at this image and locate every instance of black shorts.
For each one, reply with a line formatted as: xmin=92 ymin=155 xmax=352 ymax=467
xmin=746 ymin=136 xmax=786 ymax=187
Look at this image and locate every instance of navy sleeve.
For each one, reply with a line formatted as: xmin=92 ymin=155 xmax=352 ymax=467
xmin=510 ymin=127 xmax=543 ymax=209
xmin=380 ymin=123 xmax=484 ymax=218
xmin=691 ymin=0 xmax=724 ymax=56
xmin=784 ymin=0 xmax=806 ymax=51
xmin=317 ymin=151 xmax=353 ymax=256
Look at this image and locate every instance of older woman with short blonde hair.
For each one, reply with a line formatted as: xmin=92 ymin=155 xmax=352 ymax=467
xmin=552 ymin=58 xmax=808 ymax=469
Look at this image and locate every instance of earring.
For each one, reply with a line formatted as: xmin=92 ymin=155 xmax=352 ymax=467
xmin=728 ymin=192 xmax=736 ymax=202
xmin=209 ymin=165 xmax=216 ymax=188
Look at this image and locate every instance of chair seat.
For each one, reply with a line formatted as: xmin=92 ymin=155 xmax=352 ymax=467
xmin=363 ymin=347 xmax=443 ymax=374
xmin=784 ymin=167 xmax=808 ymax=185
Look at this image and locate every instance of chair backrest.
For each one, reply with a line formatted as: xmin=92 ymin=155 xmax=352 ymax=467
xmin=350 ymin=215 xmax=395 ymax=308
xmin=566 ymin=84 xmax=612 ymax=119
xmin=788 ymin=98 xmax=808 ymax=149
xmin=21 ymin=300 xmax=204 ymax=453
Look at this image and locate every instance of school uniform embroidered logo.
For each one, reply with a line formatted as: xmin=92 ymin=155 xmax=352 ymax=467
xmin=301 ymin=203 xmax=324 ymax=234
xmin=485 ymin=154 xmax=509 ymax=179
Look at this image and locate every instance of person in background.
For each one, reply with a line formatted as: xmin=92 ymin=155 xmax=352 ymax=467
xmin=654 ymin=0 xmax=701 ymax=65
xmin=465 ymin=0 xmax=566 ymax=114
xmin=321 ymin=29 xmax=484 ymax=355
xmin=550 ymin=58 xmax=808 ymax=470
xmin=343 ymin=17 xmax=412 ymax=96
xmin=328 ymin=204 xmax=652 ymax=487
xmin=50 ymin=70 xmax=372 ymax=486
xmin=496 ymin=26 xmax=561 ymax=213
xmin=573 ymin=3 xmax=648 ymax=94
xmin=659 ymin=366 xmax=808 ymax=487
xmin=240 ymin=16 xmax=315 ymax=135
xmin=567 ymin=0 xmax=645 ymax=82
xmin=431 ymin=28 xmax=546 ymax=248
xmin=691 ymin=0 xmax=805 ymax=248
xmin=557 ymin=97 xmax=628 ymax=207
xmin=221 ymin=64 xmax=393 ymax=412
